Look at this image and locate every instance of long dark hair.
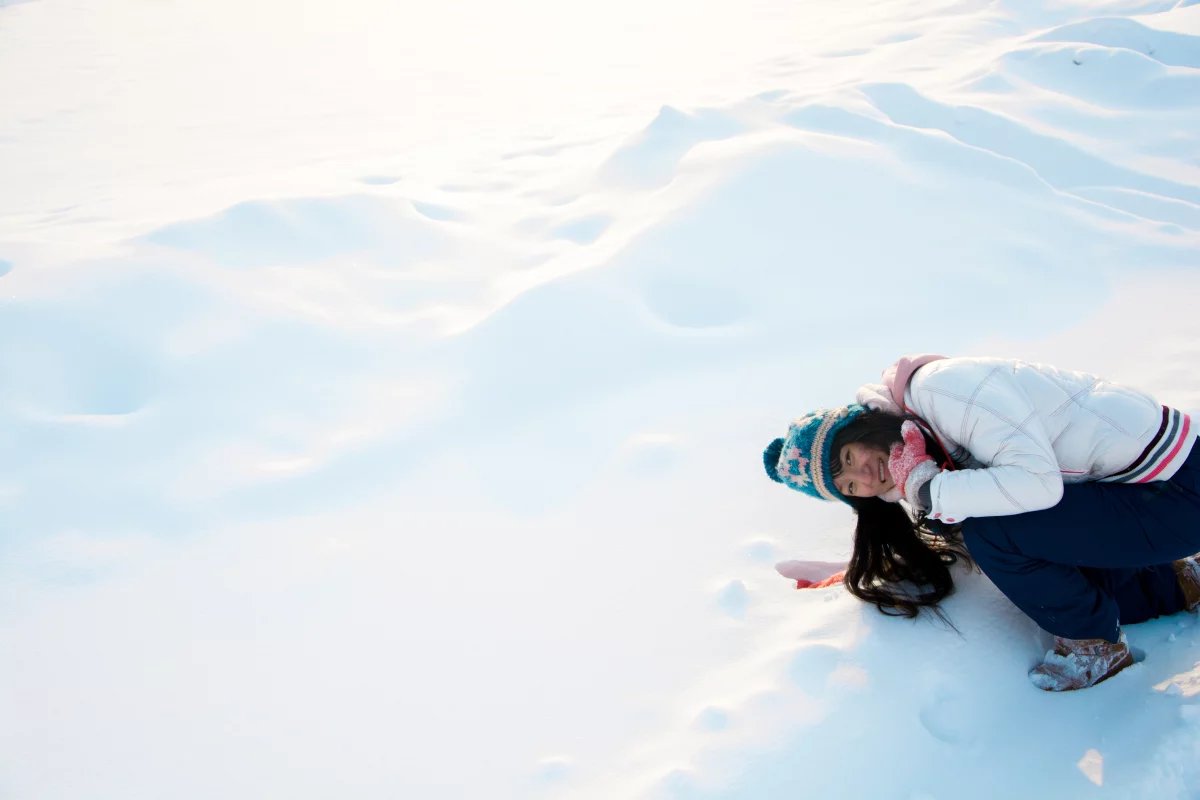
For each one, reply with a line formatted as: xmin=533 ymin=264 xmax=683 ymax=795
xmin=830 ymin=411 xmax=972 ymax=619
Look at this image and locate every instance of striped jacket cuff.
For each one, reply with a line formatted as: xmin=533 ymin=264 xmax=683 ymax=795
xmin=1103 ymin=406 xmax=1194 ymax=484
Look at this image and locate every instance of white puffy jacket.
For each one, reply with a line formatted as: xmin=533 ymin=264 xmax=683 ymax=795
xmin=858 ymin=356 xmax=1195 ymax=523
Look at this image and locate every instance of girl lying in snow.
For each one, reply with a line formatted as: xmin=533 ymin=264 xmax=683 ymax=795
xmin=763 ymin=355 xmax=1200 ymax=692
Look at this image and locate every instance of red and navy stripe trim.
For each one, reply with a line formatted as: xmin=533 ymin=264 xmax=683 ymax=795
xmin=1105 ymin=406 xmax=1193 ymax=483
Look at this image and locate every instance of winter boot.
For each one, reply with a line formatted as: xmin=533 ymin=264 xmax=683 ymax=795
xmin=1173 ymin=555 xmax=1200 ymax=611
xmin=1028 ymin=632 xmax=1134 ymax=692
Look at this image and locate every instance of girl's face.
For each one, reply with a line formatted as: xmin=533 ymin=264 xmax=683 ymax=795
xmin=833 ymin=442 xmax=895 ymax=499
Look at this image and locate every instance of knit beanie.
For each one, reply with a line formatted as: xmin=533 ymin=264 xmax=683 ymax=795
xmin=763 ymin=404 xmax=868 ymax=503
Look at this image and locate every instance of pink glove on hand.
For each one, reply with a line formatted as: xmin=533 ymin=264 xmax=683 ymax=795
xmin=887 ymin=420 xmax=941 ymax=510
xmin=776 ymin=560 xmax=847 ymax=590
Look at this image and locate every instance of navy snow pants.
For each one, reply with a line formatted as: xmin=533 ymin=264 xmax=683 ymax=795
xmin=961 ymin=443 xmax=1200 ymax=643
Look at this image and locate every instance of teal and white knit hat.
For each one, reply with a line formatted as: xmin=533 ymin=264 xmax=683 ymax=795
xmin=763 ymin=404 xmax=868 ymax=503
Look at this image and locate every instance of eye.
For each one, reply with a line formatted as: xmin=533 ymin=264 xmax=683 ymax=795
xmin=847 ymin=482 xmax=856 ymax=496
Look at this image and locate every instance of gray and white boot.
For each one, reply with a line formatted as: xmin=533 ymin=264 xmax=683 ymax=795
xmin=1028 ymin=632 xmax=1134 ymax=692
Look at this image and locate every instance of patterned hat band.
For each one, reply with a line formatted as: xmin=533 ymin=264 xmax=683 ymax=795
xmin=772 ymin=404 xmax=868 ymax=503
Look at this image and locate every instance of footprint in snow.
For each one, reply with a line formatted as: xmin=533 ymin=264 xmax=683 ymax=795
xmin=693 ymin=706 xmax=731 ymax=732
xmin=716 ymin=579 xmax=749 ymax=620
xmin=10 ymin=316 xmax=157 ymax=416
xmin=741 ymin=537 xmax=778 ymax=564
xmin=550 ymin=214 xmax=611 ymax=244
xmin=411 ymin=201 xmax=464 ymax=222
xmin=917 ymin=677 xmax=977 ymax=745
xmin=787 ymin=643 xmax=844 ymax=690
xmin=532 ymin=756 xmax=573 ymax=784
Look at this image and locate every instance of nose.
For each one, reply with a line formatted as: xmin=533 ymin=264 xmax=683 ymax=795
xmin=857 ymin=460 xmax=875 ymax=487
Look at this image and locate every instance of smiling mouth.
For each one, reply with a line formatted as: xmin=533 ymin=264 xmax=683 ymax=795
xmin=878 ymin=459 xmax=887 ymax=484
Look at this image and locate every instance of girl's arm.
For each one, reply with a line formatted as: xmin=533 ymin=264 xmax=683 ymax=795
xmin=908 ymin=361 xmax=1063 ymax=522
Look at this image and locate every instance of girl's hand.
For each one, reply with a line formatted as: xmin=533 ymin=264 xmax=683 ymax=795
xmin=775 ymin=560 xmax=847 ymax=589
xmin=888 ymin=421 xmax=942 ymax=510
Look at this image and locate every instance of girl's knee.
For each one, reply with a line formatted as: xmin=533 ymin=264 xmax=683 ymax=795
xmin=961 ymin=517 xmax=1007 ymax=553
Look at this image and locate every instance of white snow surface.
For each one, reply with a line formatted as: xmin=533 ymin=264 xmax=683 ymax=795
xmin=3 ymin=0 xmax=1200 ymax=797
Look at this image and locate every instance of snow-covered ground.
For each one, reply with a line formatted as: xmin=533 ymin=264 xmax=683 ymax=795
xmin=2 ymin=0 xmax=1200 ymax=797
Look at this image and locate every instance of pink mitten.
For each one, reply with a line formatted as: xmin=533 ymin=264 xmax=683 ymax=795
xmin=775 ymin=560 xmax=847 ymax=590
xmin=887 ymin=420 xmax=941 ymax=509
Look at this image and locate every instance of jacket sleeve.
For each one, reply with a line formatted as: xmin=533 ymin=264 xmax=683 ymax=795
xmin=909 ymin=362 xmax=1064 ymax=521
